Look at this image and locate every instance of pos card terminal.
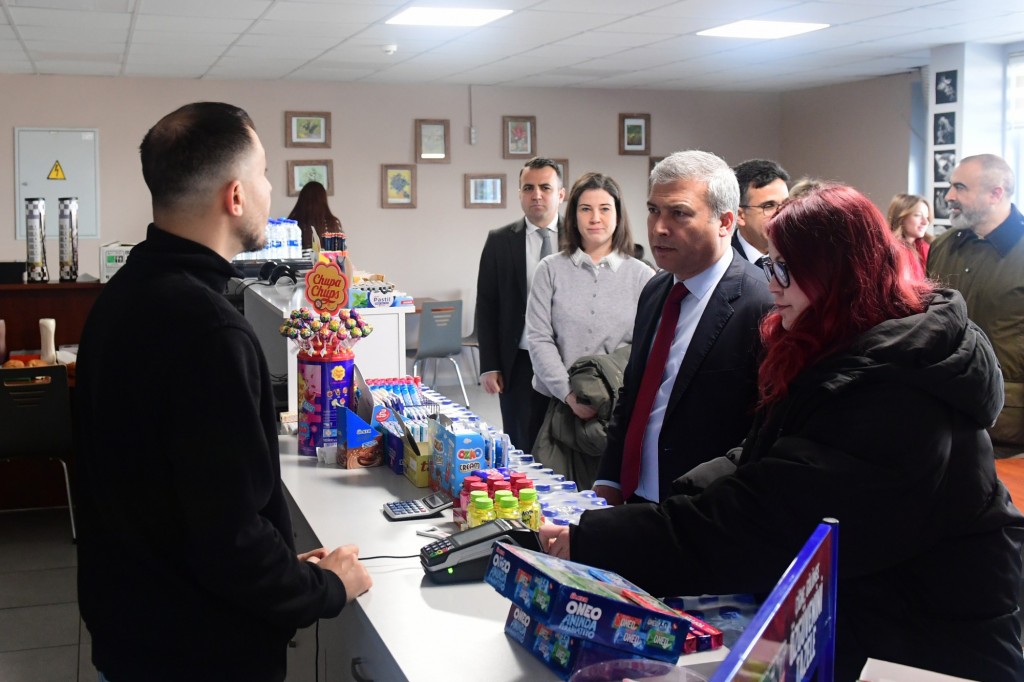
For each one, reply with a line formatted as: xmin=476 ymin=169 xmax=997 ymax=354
xmin=420 ymin=518 xmax=542 ymax=584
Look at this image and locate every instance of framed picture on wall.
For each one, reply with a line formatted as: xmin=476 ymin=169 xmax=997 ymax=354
xmin=381 ymin=164 xmax=416 ymax=208
xmin=933 ymin=186 xmax=951 ymax=220
xmin=285 ymin=111 xmax=331 ymax=148
xmin=933 ymin=112 xmax=956 ymax=146
xmin=649 ymin=156 xmax=665 ymax=178
xmin=934 ymin=150 xmax=956 ymax=184
xmin=415 ymin=119 xmax=450 ymax=164
xmin=551 ymin=158 xmax=569 ymax=188
xmin=465 ymin=173 xmax=507 ymax=208
xmin=287 ymin=159 xmax=333 ymax=196
xmin=935 ymin=70 xmax=957 ymax=104
xmin=619 ymin=113 xmax=650 ymax=155
xmin=502 ymin=116 xmax=536 ymax=159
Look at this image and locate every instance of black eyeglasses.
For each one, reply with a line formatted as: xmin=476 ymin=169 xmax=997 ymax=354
xmin=740 ymin=201 xmax=783 ymax=217
xmin=758 ymin=256 xmax=790 ymax=288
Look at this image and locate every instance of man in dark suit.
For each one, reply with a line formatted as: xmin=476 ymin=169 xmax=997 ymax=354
xmin=594 ymin=150 xmax=773 ymax=504
xmin=731 ymin=158 xmax=790 ymax=262
xmin=476 ymin=158 xmax=565 ymax=451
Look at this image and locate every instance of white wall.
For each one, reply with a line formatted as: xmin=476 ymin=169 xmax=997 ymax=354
xmin=0 ymin=74 xmax=787 ymax=326
xmin=779 ymin=72 xmax=915 ymax=209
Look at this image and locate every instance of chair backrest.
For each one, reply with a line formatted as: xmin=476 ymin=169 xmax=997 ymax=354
xmin=416 ymin=300 xmax=463 ymax=359
xmin=0 ymin=365 xmax=72 ymax=460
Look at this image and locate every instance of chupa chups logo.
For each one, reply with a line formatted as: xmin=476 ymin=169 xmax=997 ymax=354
xmin=375 ymin=408 xmax=392 ymax=422
xmin=304 ymin=261 xmax=349 ymax=315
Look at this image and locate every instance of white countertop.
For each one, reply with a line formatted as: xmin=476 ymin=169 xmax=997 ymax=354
xmin=278 ymin=436 xmax=726 ymax=681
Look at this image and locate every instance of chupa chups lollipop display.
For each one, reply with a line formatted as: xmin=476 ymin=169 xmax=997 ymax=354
xmin=280 ymin=308 xmax=374 ymax=457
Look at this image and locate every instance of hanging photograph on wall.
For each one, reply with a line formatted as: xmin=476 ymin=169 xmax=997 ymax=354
xmin=935 ymin=70 xmax=957 ymax=104
xmin=934 ymin=150 xmax=956 ymax=184
xmin=381 ymin=164 xmax=416 ymax=208
xmin=465 ymin=173 xmax=507 ymax=208
xmin=415 ymin=119 xmax=450 ymax=164
xmin=551 ymin=159 xmax=569 ymax=187
xmin=502 ymin=116 xmax=536 ymax=159
xmin=619 ymin=113 xmax=650 ymax=155
xmin=933 ymin=186 xmax=951 ymax=221
xmin=933 ymin=112 xmax=956 ymax=146
xmin=287 ymin=159 xmax=333 ymax=196
xmin=285 ymin=111 xmax=331 ymax=148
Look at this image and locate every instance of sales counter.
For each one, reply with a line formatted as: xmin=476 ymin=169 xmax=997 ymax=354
xmin=277 ymin=436 xmax=726 ymax=681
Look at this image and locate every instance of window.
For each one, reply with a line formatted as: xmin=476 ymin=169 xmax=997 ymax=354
xmin=1006 ymin=52 xmax=1024 ymax=201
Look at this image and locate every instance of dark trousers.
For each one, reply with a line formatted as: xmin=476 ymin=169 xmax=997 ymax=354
xmin=499 ymin=349 xmax=548 ymax=453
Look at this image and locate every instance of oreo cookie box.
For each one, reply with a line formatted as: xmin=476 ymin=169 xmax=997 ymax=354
xmin=486 ymin=542 xmax=688 ymax=663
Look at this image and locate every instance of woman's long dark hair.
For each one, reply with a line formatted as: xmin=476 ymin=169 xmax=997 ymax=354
xmin=758 ymin=184 xmax=934 ymax=405
xmin=561 ymin=172 xmax=635 ymax=256
xmin=287 ymin=181 xmax=341 ymax=249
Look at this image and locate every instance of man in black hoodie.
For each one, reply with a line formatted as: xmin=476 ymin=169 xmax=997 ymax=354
xmin=75 ymin=102 xmax=372 ymax=682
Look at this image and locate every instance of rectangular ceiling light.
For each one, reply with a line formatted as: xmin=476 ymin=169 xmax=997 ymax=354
xmin=697 ymin=20 xmax=829 ymax=39
xmin=386 ymin=7 xmax=513 ymax=27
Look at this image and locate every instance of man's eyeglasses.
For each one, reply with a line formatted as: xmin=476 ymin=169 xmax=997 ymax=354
xmin=740 ymin=201 xmax=783 ymax=217
xmin=757 ymin=256 xmax=790 ymax=288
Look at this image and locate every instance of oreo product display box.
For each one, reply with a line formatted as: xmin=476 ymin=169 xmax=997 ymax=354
xmin=486 ymin=542 xmax=689 ymax=663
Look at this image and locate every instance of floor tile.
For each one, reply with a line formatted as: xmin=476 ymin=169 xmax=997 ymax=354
xmin=0 ymin=603 xmax=80 ymax=652
xmin=0 ymin=645 xmax=79 ymax=682
xmin=0 ymin=510 xmax=77 ymax=574
xmin=0 ymin=567 xmax=76 ymax=609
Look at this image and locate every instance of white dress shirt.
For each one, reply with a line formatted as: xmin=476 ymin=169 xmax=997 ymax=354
xmin=594 ymin=248 xmax=734 ymax=501
xmin=520 ymin=218 xmax=558 ymax=350
xmin=735 ymin=229 xmax=766 ymax=262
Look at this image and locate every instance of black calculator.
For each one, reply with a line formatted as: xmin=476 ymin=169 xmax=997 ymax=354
xmin=383 ymin=491 xmax=454 ymax=520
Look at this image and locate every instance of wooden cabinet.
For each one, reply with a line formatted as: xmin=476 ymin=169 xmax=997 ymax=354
xmin=0 ymin=282 xmax=102 ymax=511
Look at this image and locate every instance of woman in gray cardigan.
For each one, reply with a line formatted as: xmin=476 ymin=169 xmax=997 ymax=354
xmin=526 ymin=172 xmax=654 ymax=478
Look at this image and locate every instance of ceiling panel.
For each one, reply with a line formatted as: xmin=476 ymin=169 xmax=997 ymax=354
xmin=0 ymin=0 xmax=1019 ymax=92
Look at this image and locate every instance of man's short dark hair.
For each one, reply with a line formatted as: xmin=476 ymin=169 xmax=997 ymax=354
xmin=140 ymin=102 xmax=256 ymax=209
xmin=520 ymin=157 xmax=563 ymax=188
xmin=733 ymin=159 xmax=790 ymax=204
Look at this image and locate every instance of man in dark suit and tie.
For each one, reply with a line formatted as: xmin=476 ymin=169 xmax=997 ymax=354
xmin=594 ymin=150 xmax=773 ymax=504
xmin=731 ymin=158 xmax=790 ymax=262
xmin=476 ymin=158 xmax=565 ymax=451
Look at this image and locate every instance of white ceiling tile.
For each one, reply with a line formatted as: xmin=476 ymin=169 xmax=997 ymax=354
xmin=9 ymin=0 xmax=130 ymax=10
xmin=226 ymin=43 xmax=325 ymax=60
xmin=532 ymin=0 xmax=668 ymax=13
xmin=124 ymin=63 xmax=209 ymax=77
xmin=0 ymin=26 xmax=16 ymax=39
xmin=18 ymin=25 xmax=126 ymax=41
xmin=644 ymin=0 xmax=805 ymax=21
xmin=285 ymin=65 xmax=380 ymax=81
xmin=130 ymin=30 xmax=237 ymax=47
xmin=133 ymin=15 xmax=255 ymax=33
xmin=0 ymin=60 xmax=34 ymax=73
xmin=246 ymin=19 xmax=367 ymax=39
xmin=756 ymin=2 xmax=908 ymax=25
xmin=262 ymin=2 xmax=395 ymax=24
xmin=139 ymin=0 xmax=272 ymax=20
xmin=234 ymin=31 xmax=340 ymax=49
xmin=35 ymin=59 xmax=121 ymax=75
xmin=556 ymin=31 xmax=678 ymax=49
xmin=9 ymin=7 xmax=130 ymax=29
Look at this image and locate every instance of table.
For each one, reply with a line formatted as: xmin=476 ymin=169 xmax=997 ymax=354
xmin=278 ymin=436 xmax=726 ymax=681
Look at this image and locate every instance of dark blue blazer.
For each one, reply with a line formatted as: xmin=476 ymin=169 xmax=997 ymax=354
xmin=595 ymin=251 xmax=773 ymax=500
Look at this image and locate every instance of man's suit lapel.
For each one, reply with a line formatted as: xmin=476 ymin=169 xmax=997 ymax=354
xmin=664 ymin=257 xmax=745 ymax=416
xmin=731 ymin=231 xmax=749 ymax=262
xmin=511 ymin=219 xmax=528 ymax=302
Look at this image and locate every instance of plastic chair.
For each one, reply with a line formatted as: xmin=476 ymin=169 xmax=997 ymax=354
xmin=411 ymin=300 xmax=470 ymax=407
xmin=0 ymin=365 xmax=77 ymax=542
xmin=462 ymin=317 xmax=480 ymax=382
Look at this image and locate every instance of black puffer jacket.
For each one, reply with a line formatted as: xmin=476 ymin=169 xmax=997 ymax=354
xmin=572 ymin=289 xmax=1024 ymax=681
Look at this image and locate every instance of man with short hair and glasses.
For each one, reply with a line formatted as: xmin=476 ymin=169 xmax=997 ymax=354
xmin=732 ymin=159 xmax=790 ymax=261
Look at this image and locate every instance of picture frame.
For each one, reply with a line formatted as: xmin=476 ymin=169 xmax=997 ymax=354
xmin=287 ymin=159 xmax=334 ymax=197
xmin=935 ymin=70 xmax=957 ymax=104
xmin=934 ymin=150 xmax=956 ymax=184
xmin=933 ymin=112 xmax=956 ymax=146
xmin=933 ymin=186 xmax=952 ymax=220
xmin=285 ymin=111 xmax=331 ymax=148
xmin=381 ymin=164 xmax=417 ymax=208
xmin=551 ymin=158 xmax=570 ymax=189
xmin=649 ymin=156 xmax=665 ymax=176
xmin=502 ymin=116 xmax=536 ymax=160
xmin=415 ymin=119 xmax=450 ymax=164
xmin=465 ymin=173 xmax=507 ymax=208
xmin=619 ymin=113 xmax=651 ymax=155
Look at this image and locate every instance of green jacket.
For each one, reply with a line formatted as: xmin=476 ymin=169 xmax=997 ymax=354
xmin=927 ymin=204 xmax=1024 ymax=450
xmin=532 ymin=344 xmax=631 ymax=489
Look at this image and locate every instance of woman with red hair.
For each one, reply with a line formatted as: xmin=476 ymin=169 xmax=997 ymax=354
xmin=542 ymin=184 xmax=1024 ymax=681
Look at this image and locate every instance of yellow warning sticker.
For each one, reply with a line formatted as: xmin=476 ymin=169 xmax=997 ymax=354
xmin=48 ymin=161 xmax=66 ymax=180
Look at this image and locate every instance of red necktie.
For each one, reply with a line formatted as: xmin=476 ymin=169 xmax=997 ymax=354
xmin=620 ymin=282 xmax=688 ymax=500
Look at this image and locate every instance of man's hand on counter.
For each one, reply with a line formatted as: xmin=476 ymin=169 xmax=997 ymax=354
xmin=539 ymin=523 xmax=571 ymax=560
xmin=309 ymin=545 xmax=373 ymax=603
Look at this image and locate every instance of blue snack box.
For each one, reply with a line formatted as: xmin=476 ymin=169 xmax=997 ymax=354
xmin=487 ymin=542 xmax=689 ymax=663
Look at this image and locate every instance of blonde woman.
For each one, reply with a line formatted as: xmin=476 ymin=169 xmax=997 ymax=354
xmin=886 ymin=193 xmax=932 ymax=280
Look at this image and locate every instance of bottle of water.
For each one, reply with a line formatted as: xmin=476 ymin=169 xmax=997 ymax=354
xmin=284 ymin=219 xmax=302 ymax=259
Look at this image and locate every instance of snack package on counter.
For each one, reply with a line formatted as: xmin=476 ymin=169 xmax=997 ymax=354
xmin=486 ymin=542 xmax=692 ymax=663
